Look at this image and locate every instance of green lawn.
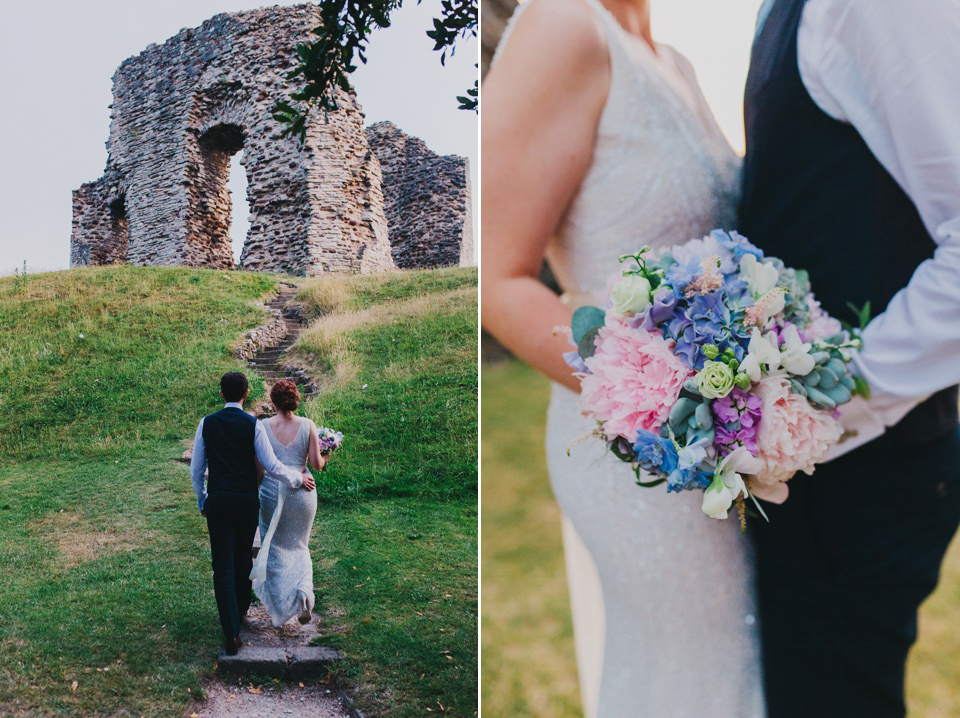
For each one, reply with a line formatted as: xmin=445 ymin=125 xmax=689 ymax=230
xmin=480 ymin=359 xmax=960 ymax=718
xmin=0 ymin=265 xmax=477 ymax=717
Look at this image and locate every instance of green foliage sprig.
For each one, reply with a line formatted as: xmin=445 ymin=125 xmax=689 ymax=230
xmin=618 ymin=246 xmax=666 ymax=290
xmin=274 ymin=0 xmax=477 ymax=141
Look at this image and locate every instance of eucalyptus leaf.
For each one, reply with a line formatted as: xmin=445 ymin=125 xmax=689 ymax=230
xmin=572 ymin=305 xmax=605 ymax=343
xmin=577 ymin=326 xmax=602 ymax=361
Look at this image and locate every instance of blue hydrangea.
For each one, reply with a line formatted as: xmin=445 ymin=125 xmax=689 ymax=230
xmin=664 ymin=290 xmax=749 ymax=369
xmin=633 ymin=430 xmax=713 ymax=492
xmin=711 ymin=229 xmax=764 ymax=264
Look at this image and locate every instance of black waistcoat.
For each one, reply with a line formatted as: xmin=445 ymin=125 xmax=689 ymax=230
xmin=739 ymin=0 xmax=958 ymax=446
xmin=202 ymin=407 xmax=259 ymax=495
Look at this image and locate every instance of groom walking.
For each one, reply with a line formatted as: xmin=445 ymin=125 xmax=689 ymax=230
xmin=189 ymin=372 xmax=314 ymax=654
xmin=742 ymin=1 xmax=960 ymax=716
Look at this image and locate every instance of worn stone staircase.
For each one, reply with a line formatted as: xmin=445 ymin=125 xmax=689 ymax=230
xmin=245 ymin=284 xmax=320 ymax=405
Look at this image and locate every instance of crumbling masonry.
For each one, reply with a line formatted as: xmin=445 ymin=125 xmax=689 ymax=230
xmin=71 ymin=4 xmax=473 ymax=275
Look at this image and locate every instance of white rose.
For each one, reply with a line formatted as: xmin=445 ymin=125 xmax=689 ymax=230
xmin=610 ymin=275 xmax=652 ymax=317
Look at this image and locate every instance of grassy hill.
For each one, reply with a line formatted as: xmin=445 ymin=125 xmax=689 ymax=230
xmin=0 ymin=265 xmax=477 ymax=717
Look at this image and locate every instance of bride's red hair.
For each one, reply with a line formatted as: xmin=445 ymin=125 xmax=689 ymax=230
xmin=270 ymin=379 xmax=300 ymax=412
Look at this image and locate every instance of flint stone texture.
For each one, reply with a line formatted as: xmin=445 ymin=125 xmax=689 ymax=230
xmin=71 ymin=4 xmax=471 ymax=275
xmin=367 ymin=121 xmax=473 ymax=269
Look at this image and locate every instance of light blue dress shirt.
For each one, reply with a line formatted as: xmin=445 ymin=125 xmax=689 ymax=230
xmin=189 ymin=402 xmax=304 ymax=511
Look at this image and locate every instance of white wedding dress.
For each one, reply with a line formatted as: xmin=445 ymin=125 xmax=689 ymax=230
xmin=496 ymin=2 xmax=765 ymax=716
xmin=251 ymin=419 xmax=317 ymax=626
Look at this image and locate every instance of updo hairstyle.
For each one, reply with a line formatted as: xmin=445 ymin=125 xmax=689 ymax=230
xmin=270 ymin=379 xmax=300 ymax=413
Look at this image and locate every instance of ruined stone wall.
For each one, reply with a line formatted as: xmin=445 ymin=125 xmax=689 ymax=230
xmin=72 ymin=4 xmax=472 ymax=275
xmin=71 ymin=174 xmax=128 ymax=266
xmin=71 ymin=5 xmax=393 ymax=275
xmin=366 ymin=121 xmax=473 ymax=269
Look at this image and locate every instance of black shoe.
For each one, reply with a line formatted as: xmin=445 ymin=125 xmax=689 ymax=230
xmin=224 ymin=636 xmax=242 ymax=656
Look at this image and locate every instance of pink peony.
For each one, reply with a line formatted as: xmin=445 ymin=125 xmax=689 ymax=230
xmin=580 ymin=316 xmax=694 ymax=441
xmin=748 ymin=376 xmax=843 ymax=502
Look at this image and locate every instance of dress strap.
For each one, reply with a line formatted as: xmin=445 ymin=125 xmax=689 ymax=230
xmin=492 ymin=0 xmax=623 ymax=68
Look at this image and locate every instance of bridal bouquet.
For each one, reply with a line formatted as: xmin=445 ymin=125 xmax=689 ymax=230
xmin=317 ymin=427 xmax=344 ymax=453
xmin=563 ymin=230 xmax=868 ymax=524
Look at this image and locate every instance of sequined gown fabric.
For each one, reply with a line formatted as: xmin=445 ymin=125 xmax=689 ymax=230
xmin=495 ymin=2 xmax=764 ymax=716
xmin=254 ymin=420 xmax=317 ymax=627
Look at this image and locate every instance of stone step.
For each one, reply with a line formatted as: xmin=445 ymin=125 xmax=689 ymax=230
xmin=217 ymin=645 xmax=343 ymax=680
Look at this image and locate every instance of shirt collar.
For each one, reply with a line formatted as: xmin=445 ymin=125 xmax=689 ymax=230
xmin=223 ymin=402 xmax=244 ymax=410
xmin=755 ymin=0 xmax=777 ymax=40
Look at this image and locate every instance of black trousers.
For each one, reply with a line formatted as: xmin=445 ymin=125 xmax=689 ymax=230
xmin=204 ymin=491 xmax=259 ymax=643
xmin=752 ymin=426 xmax=960 ymax=718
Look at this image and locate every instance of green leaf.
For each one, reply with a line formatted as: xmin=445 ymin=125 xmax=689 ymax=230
xmin=846 ymin=300 xmax=872 ymax=331
xmin=635 ymin=476 xmax=667 ymax=489
xmin=571 ymin=306 xmax=605 ymax=344
xmin=577 ymin=326 xmax=602 ymax=362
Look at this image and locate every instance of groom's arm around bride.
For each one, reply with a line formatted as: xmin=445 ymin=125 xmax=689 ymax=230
xmin=743 ymin=1 xmax=960 ymax=716
xmin=188 ymin=371 xmax=314 ymax=654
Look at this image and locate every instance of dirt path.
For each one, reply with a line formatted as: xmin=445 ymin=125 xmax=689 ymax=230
xmin=186 ymin=286 xmax=355 ymax=718
xmin=187 ymin=681 xmax=349 ymax=718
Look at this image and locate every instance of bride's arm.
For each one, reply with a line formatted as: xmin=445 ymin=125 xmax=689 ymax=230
xmin=481 ymin=0 xmax=610 ymax=391
xmin=306 ymin=420 xmax=326 ymax=472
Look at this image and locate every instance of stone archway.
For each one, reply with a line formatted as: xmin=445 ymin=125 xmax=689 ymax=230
xmin=184 ymin=122 xmax=246 ymax=269
xmin=103 ymin=196 xmax=129 ymax=263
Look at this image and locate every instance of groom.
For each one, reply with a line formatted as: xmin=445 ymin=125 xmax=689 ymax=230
xmin=741 ymin=1 xmax=960 ymax=716
xmin=189 ymin=371 xmax=314 ymax=654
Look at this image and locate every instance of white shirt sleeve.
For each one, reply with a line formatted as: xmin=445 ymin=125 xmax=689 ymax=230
xmin=798 ymin=0 xmax=960 ymax=432
xmin=189 ymin=418 xmax=208 ymax=512
xmin=254 ymin=420 xmax=305 ymax=489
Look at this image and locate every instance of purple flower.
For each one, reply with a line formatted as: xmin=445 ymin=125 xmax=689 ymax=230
xmin=711 ymin=388 xmax=762 ymax=458
xmin=563 ymin=349 xmax=589 ymax=374
xmin=630 ymin=284 xmax=679 ymax=332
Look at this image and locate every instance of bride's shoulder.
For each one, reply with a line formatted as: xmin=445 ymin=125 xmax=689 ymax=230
xmin=498 ymin=0 xmax=607 ymax=71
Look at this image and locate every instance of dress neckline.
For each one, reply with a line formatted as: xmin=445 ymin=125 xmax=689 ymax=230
xmin=265 ymin=417 xmax=305 ymax=448
xmin=586 ymin=0 xmax=727 ymax=149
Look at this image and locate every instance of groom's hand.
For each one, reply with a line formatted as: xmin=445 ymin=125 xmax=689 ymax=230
xmin=301 ymin=469 xmax=316 ymax=492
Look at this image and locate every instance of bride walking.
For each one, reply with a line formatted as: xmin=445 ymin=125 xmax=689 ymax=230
xmin=482 ymin=0 xmax=763 ymax=715
xmin=251 ymin=380 xmax=327 ymax=626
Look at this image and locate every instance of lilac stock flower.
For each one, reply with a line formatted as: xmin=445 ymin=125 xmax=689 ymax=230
xmin=631 ymin=284 xmax=679 ymax=331
xmin=712 ymin=388 xmax=762 ymax=457
xmin=563 ymin=349 xmax=590 ymax=374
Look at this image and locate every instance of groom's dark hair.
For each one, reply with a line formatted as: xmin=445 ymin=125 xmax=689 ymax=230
xmin=220 ymin=372 xmax=249 ymax=402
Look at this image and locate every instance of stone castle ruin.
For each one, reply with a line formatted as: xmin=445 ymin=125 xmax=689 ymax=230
xmin=71 ymin=4 xmax=473 ymax=275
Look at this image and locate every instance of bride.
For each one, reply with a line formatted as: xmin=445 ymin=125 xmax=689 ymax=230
xmin=251 ymin=379 xmax=327 ymax=626
xmin=482 ymin=0 xmax=763 ymax=715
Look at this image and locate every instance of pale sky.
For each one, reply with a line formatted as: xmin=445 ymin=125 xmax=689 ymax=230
xmin=651 ymin=0 xmax=766 ymax=154
xmin=0 ymin=0 xmax=478 ymax=275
